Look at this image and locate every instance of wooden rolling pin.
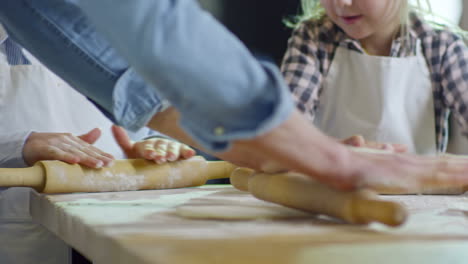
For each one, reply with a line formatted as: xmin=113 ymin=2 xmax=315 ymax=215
xmin=230 ymin=168 xmax=408 ymax=227
xmin=0 ymin=156 xmax=236 ymax=193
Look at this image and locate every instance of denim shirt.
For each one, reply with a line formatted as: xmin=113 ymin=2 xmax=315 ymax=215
xmin=75 ymin=0 xmax=294 ymax=151
xmin=0 ymin=0 xmax=293 ymax=152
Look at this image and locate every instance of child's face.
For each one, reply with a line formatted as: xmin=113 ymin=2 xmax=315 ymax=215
xmin=320 ymin=0 xmax=403 ymax=40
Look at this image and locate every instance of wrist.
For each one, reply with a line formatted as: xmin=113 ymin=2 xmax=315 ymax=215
xmin=20 ymin=131 xmax=36 ymax=167
xmin=263 ymin=110 xmax=357 ymax=189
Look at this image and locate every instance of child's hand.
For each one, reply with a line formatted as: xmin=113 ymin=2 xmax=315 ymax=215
xmin=22 ymin=128 xmax=115 ymax=168
xmin=341 ymin=135 xmax=408 ymax=153
xmin=111 ymin=125 xmax=196 ymax=163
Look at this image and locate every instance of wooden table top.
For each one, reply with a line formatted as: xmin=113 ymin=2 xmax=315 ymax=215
xmin=29 ymin=185 xmax=468 ymax=264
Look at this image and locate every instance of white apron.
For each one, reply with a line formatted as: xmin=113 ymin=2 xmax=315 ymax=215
xmin=0 ymin=50 xmax=127 ymax=263
xmin=314 ymin=42 xmax=437 ymax=155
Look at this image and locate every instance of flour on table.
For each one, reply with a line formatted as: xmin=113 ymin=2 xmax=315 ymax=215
xmin=298 ymin=241 xmax=468 ymax=264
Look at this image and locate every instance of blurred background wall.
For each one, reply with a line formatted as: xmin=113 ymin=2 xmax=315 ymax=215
xmin=198 ymin=0 xmax=301 ymax=64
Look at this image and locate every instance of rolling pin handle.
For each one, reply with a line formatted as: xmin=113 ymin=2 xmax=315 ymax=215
xmin=230 ymin=167 xmax=255 ymax=191
xmin=352 ymin=197 xmax=407 ymax=226
xmin=0 ymin=163 xmax=46 ymax=191
xmin=205 ymin=161 xmax=238 ymax=180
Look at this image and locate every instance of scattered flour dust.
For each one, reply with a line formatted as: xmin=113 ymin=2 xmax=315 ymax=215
xmin=56 ymin=190 xmax=218 ymax=225
xmin=298 ymin=241 xmax=468 ymax=264
xmin=160 ymin=158 xmax=207 ymax=189
xmin=50 ymin=165 xmax=146 ymax=192
xmin=81 ymin=170 xmax=146 ymax=192
xmin=164 ymin=165 xmax=183 ymax=189
xmin=48 ymin=156 xmax=208 ymax=192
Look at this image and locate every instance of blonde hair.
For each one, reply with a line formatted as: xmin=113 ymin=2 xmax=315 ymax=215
xmin=285 ymin=0 xmax=468 ymax=39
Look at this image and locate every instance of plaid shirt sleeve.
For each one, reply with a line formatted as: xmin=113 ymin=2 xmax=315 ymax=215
xmin=438 ymin=34 xmax=468 ymax=136
xmin=280 ymin=23 xmax=325 ymax=122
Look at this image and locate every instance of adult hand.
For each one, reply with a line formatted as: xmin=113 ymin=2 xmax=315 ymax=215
xmin=22 ymin=128 xmax=115 ymax=168
xmin=344 ymin=150 xmax=468 ymax=193
xmin=223 ymin=113 xmax=468 ymax=192
xmin=341 ymin=135 xmax=408 ymax=153
xmin=148 ymin=108 xmax=468 ymax=192
xmin=111 ymin=125 xmax=196 ymax=163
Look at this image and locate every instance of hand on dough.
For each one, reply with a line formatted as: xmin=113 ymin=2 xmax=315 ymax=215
xmin=341 ymin=135 xmax=407 ymax=153
xmin=112 ymin=125 xmax=196 ymax=163
xmin=22 ymin=128 xmax=115 ymax=168
xmin=345 ymin=150 xmax=468 ymax=194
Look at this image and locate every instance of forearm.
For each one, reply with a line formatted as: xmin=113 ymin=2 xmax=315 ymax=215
xmin=148 ymin=108 xmax=202 ymax=150
xmin=225 ymin=110 xmax=354 ymax=177
xmin=148 ymin=107 xmax=354 ymax=186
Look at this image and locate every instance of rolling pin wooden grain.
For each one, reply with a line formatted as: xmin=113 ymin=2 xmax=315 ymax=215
xmin=0 ymin=156 xmax=236 ymax=193
xmin=230 ymin=168 xmax=408 ymax=227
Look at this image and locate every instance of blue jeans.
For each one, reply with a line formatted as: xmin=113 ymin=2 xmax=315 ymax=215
xmin=0 ymin=0 xmax=164 ymax=131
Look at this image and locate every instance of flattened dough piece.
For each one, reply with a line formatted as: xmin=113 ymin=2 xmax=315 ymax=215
xmin=175 ymin=205 xmax=312 ymax=220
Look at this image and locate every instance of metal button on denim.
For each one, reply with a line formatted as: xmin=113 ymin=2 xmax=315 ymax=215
xmin=214 ymin=126 xmax=225 ymax=136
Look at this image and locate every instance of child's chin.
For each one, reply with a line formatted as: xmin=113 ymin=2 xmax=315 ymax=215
xmin=342 ymin=29 xmax=372 ymax=40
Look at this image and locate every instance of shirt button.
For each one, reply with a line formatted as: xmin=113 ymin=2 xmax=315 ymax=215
xmin=214 ymin=126 xmax=225 ymax=136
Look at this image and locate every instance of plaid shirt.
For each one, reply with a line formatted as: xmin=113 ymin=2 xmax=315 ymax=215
xmin=281 ymin=13 xmax=468 ymax=152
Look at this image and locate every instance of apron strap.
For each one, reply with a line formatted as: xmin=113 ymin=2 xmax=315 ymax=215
xmin=4 ymin=38 xmax=31 ymax=65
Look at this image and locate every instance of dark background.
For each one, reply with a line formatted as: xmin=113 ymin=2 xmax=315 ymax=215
xmin=200 ymin=0 xmax=301 ymax=64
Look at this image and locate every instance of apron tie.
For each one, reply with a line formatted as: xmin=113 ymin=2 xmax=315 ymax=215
xmin=4 ymin=38 xmax=31 ymax=66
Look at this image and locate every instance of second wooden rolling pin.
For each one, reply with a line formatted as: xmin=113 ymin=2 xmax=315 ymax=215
xmin=0 ymin=156 xmax=236 ymax=193
xmin=230 ymin=168 xmax=408 ymax=227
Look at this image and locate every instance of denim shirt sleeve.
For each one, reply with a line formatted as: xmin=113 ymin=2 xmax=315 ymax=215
xmin=74 ymin=0 xmax=294 ymax=152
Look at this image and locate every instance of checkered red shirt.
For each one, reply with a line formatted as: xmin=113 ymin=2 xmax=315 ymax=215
xmin=281 ymin=13 xmax=468 ymax=152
